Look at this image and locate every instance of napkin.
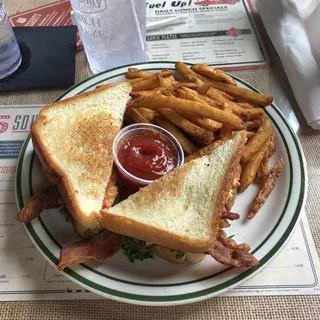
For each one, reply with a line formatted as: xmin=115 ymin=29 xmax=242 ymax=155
xmin=256 ymin=0 xmax=320 ymax=129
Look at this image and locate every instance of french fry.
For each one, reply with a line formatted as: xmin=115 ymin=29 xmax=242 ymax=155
xmin=158 ymin=70 xmax=175 ymax=78
xmin=159 ymin=76 xmax=176 ymax=92
xmin=186 ymin=75 xmax=234 ymax=100
xmin=125 ymin=68 xmax=154 ymax=79
xmin=247 ymin=159 xmax=285 ymax=219
xmin=256 ymin=149 xmax=269 ymax=180
xmin=239 ymin=144 xmax=268 ymax=191
xmin=219 ymin=108 xmax=233 ymax=141
xmin=241 ymin=118 xmax=272 ymax=163
xmin=158 ymin=76 xmax=198 ymax=92
xmin=223 ymin=101 xmax=251 ymax=121
xmin=184 ymin=74 xmax=205 ymax=88
xmin=237 ymin=103 xmax=265 ymax=120
xmin=232 ymin=130 xmax=255 ymax=139
xmin=136 ymin=108 xmax=158 ymax=122
xmin=127 ymin=95 xmax=246 ymax=129
xmin=268 ymin=132 xmax=276 ymax=157
xmin=130 ymin=87 xmax=171 ymax=99
xmin=203 ymin=87 xmax=251 ymax=120
xmin=247 ymin=108 xmax=265 ymax=120
xmin=175 ymin=87 xmax=221 ymax=108
xmin=131 ymin=74 xmax=163 ymax=91
xmin=237 ymin=102 xmax=256 ymax=109
xmin=185 ymin=140 xmax=225 ymax=163
xmin=190 ymin=64 xmax=236 ymax=85
xmin=176 ymin=110 xmax=222 ymax=132
xmin=220 ymin=123 xmax=233 ymax=141
xmin=245 ymin=119 xmax=263 ymax=131
xmin=256 ymin=132 xmax=275 ymax=180
xmin=127 ymin=69 xmax=173 ymax=79
xmin=220 ymin=219 xmax=231 ymax=229
xmin=188 ymin=136 xmax=210 ymax=148
xmin=175 ymin=61 xmax=234 ymax=96
xmin=208 ymin=81 xmax=273 ymax=106
xmin=246 ymin=131 xmax=255 ymax=139
xmin=175 ymin=82 xmax=198 ymax=90
xmin=204 ymin=86 xmax=228 ymax=104
xmin=154 ymin=114 xmax=197 ymax=155
xmin=179 ymin=86 xmax=222 ymax=108
xmin=158 ymin=108 xmax=214 ymax=144
xmin=175 ymin=61 xmax=196 ymax=77
xmin=127 ymin=77 xmax=145 ymax=85
xmin=194 ymin=83 xmax=250 ymax=119
xmin=126 ymin=108 xmax=151 ymax=124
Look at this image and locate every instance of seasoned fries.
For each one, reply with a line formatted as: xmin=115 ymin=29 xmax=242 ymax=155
xmin=241 ymin=118 xmax=272 ymax=163
xmin=128 ymin=95 xmax=246 ymax=130
xmin=123 ymin=62 xmax=280 ymax=218
xmin=248 ymin=159 xmax=285 ymax=219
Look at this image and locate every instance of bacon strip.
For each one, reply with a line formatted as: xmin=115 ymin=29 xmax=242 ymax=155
xmin=221 ymin=211 xmax=240 ymax=221
xmin=58 ymin=230 xmax=124 ymax=270
xmin=16 ymin=184 xmax=61 ymax=223
xmin=102 ymin=170 xmax=119 ymax=209
xmin=208 ymin=230 xmax=259 ymax=268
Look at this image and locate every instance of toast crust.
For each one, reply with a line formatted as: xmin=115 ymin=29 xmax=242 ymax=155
xmin=38 ymin=81 xmax=131 ymax=115
xmin=98 ymin=132 xmax=247 ymax=253
xmin=209 ymin=131 xmax=247 ymax=245
xmin=31 ymin=82 xmax=131 ymax=229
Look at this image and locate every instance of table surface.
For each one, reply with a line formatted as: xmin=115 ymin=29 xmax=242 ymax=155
xmin=1 ymin=0 xmax=320 ymax=319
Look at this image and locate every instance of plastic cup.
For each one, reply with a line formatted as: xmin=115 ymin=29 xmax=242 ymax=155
xmin=113 ymin=123 xmax=184 ymax=187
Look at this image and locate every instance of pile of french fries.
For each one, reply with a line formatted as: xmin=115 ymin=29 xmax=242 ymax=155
xmin=123 ymin=62 xmax=284 ymax=219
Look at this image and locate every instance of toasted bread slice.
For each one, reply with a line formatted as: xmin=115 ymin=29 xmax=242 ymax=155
xmin=98 ymin=132 xmax=246 ymax=253
xmin=31 ymin=82 xmax=132 ymax=230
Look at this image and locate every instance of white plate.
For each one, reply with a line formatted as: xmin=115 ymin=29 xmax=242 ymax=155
xmin=15 ymin=61 xmax=307 ymax=306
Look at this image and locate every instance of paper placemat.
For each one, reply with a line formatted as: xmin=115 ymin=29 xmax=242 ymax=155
xmin=0 ymin=105 xmax=319 ymax=301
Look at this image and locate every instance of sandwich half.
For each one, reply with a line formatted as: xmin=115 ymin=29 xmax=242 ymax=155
xmin=98 ymin=131 xmax=247 ymax=253
xmin=31 ymin=82 xmax=132 ymax=232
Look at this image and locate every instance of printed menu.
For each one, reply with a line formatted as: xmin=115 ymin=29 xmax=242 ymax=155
xmin=10 ymin=0 xmax=267 ymax=69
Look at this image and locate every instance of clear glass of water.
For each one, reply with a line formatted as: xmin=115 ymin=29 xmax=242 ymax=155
xmin=0 ymin=1 xmax=22 ymax=79
xmin=70 ymin=0 xmax=146 ymax=74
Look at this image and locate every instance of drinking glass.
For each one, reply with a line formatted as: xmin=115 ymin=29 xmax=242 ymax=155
xmin=0 ymin=1 xmax=22 ymax=79
xmin=70 ymin=0 xmax=146 ymax=74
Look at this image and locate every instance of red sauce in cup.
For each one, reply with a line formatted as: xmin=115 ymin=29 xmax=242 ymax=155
xmin=118 ymin=135 xmax=177 ymax=182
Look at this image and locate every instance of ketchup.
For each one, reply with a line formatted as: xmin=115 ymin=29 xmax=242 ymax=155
xmin=117 ymin=134 xmax=178 ymax=183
